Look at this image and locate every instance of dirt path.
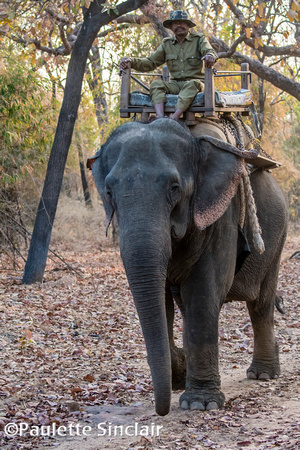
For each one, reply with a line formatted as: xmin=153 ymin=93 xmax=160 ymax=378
xmin=0 ymin=234 xmax=299 ymax=449
xmin=53 ymin=359 xmax=300 ymax=450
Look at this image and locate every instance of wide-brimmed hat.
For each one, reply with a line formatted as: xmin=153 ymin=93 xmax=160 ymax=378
xmin=163 ymin=10 xmax=196 ymax=29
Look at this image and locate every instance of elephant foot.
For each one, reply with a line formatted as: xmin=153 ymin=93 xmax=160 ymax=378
xmin=179 ymin=389 xmax=225 ymax=411
xmin=171 ymin=346 xmax=186 ymax=391
xmin=247 ymin=361 xmax=280 ymax=380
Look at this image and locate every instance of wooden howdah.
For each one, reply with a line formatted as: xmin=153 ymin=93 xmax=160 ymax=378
xmin=119 ymin=63 xmax=281 ymax=170
xmin=120 ymin=63 xmax=252 ymax=119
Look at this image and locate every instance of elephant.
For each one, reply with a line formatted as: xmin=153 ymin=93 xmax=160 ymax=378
xmin=90 ymin=119 xmax=288 ymax=416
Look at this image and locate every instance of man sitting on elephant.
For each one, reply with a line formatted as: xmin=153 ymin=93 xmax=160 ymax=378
xmin=119 ymin=10 xmax=218 ymax=121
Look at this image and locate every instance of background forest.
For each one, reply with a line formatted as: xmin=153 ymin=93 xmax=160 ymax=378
xmin=0 ymin=0 xmax=299 ymax=269
xmin=0 ymin=2 xmax=299 ymax=448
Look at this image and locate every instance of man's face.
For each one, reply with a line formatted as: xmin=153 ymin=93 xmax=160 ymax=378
xmin=170 ymin=21 xmax=190 ymax=39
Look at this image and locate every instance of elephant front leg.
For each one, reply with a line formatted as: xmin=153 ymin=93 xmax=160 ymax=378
xmin=179 ymin=284 xmax=225 ymax=411
xmin=166 ymin=286 xmax=186 ymax=390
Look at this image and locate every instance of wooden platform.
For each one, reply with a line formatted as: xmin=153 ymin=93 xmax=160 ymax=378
xmin=120 ymin=63 xmax=252 ymax=121
xmin=119 ymin=63 xmax=281 ymax=170
xmin=245 ymin=155 xmax=281 ymax=170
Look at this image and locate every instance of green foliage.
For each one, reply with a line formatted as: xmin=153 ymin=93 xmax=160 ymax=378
xmin=0 ymin=0 xmax=298 ymax=229
xmin=0 ymin=49 xmax=58 ymax=189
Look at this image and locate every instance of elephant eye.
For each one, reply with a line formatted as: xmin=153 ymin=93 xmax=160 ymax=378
xmin=105 ymin=189 xmax=113 ymax=203
xmin=170 ymin=184 xmax=180 ymax=193
xmin=170 ymin=183 xmax=181 ymax=195
xmin=169 ymin=183 xmax=181 ymax=205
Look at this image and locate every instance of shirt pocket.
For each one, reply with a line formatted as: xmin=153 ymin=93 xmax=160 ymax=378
xmin=165 ymin=54 xmax=178 ymax=72
xmin=184 ymin=55 xmax=202 ymax=67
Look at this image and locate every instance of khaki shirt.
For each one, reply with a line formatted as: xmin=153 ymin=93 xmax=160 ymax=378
xmin=131 ymin=32 xmax=218 ymax=81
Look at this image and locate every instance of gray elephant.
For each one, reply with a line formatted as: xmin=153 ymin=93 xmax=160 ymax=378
xmin=90 ymin=119 xmax=288 ymax=416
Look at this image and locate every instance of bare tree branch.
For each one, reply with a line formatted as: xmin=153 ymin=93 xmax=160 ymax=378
xmin=217 ymin=33 xmax=246 ymax=58
xmin=223 ymin=0 xmax=246 ymax=24
xmin=45 ymin=7 xmax=70 ymax=25
xmin=98 ymin=23 xmax=131 ymax=38
xmin=0 ymin=28 xmax=69 ymax=56
xmin=58 ymin=23 xmax=71 ymax=54
xmin=114 ymin=13 xmax=149 ymax=24
xmin=32 ymin=36 xmax=73 ymax=56
xmin=211 ymin=35 xmax=300 ymax=100
xmin=96 ymin=14 xmax=151 ymax=38
xmin=270 ymin=91 xmax=285 ymax=106
xmin=170 ymin=0 xmax=185 ymax=8
xmin=243 ymin=38 xmax=300 ymax=57
xmin=140 ymin=5 xmax=170 ymax=39
xmin=190 ymin=0 xmax=209 ymax=27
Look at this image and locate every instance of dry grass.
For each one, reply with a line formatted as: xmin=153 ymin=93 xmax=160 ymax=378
xmin=51 ymin=193 xmax=108 ymax=251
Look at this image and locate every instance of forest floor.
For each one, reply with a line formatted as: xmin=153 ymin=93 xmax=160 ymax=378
xmin=0 ymin=198 xmax=299 ymax=450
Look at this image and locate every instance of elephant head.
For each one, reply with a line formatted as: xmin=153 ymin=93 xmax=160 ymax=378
xmin=91 ymin=119 xmax=257 ymax=416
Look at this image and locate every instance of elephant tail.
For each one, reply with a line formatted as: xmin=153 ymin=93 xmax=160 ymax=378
xmin=275 ymin=294 xmax=286 ymax=315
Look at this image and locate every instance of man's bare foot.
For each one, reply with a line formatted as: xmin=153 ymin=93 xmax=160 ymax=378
xmin=170 ymin=108 xmax=183 ymax=121
xmin=154 ymin=102 xmax=165 ymax=118
xmin=148 ymin=115 xmax=165 ymax=122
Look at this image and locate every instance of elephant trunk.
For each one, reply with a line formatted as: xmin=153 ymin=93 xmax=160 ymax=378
xmin=120 ymin=230 xmax=172 ymax=416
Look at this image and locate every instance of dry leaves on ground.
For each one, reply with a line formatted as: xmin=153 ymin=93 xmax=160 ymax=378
xmin=0 ymin=234 xmax=299 ymax=449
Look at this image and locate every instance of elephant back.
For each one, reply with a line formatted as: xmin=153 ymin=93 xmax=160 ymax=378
xmin=188 ymin=117 xmax=254 ymax=149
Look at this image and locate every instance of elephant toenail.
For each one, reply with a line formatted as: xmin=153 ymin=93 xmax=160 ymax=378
xmin=247 ymin=371 xmax=256 ymax=379
xmin=258 ymin=372 xmax=270 ymax=380
xmin=180 ymin=400 xmax=189 ymax=410
xmin=206 ymin=401 xmax=218 ymax=410
xmin=190 ymin=401 xmax=205 ymax=410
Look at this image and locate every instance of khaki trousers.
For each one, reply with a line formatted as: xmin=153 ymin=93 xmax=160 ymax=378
xmin=149 ymin=78 xmax=204 ymax=112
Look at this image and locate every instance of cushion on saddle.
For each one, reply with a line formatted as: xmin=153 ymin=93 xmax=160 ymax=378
xmin=129 ymin=89 xmax=252 ymax=108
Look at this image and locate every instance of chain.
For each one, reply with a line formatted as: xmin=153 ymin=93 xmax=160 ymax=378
xmin=222 ymin=118 xmax=245 ymax=151
xmin=221 ymin=119 xmax=230 ymax=143
xmin=235 ymin=113 xmax=276 ymax=161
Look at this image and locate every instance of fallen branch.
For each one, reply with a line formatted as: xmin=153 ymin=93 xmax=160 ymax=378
xmin=0 ymin=227 xmax=26 ymax=263
xmin=1 ymin=211 xmax=83 ymax=278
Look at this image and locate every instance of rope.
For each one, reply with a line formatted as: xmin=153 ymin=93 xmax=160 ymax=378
xmin=242 ymin=165 xmax=265 ymax=254
xmin=193 ymin=116 xmax=265 ymax=253
xmin=238 ymin=178 xmax=246 ymax=229
xmin=221 ymin=116 xmax=265 ymax=253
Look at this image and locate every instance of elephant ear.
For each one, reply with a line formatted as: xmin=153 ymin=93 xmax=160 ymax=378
xmin=91 ymin=151 xmax=115 ymax=235
xmin=194 ymin=136 xmax=244 ymax=230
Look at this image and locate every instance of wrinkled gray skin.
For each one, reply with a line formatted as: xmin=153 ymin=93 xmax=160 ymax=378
xmin=92 ymin=120 xmax=288 ymax=416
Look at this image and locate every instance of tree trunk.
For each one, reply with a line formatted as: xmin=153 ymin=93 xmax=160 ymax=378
xmin=87 ymin=44 xmax=108 ymax=132
xmin=258 ymin=77 xmax=266 ymax=133
xmin=22 ymin=0 xmax=149 ymax=284
xmin=75 ymin=128 xmax=92 ymax=208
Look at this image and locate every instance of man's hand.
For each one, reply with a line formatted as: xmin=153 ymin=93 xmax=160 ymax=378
xmin=119 ymin=57 xmax=131 ymax=75
xmin=201 ymin=54 xmax=215 ymax=68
